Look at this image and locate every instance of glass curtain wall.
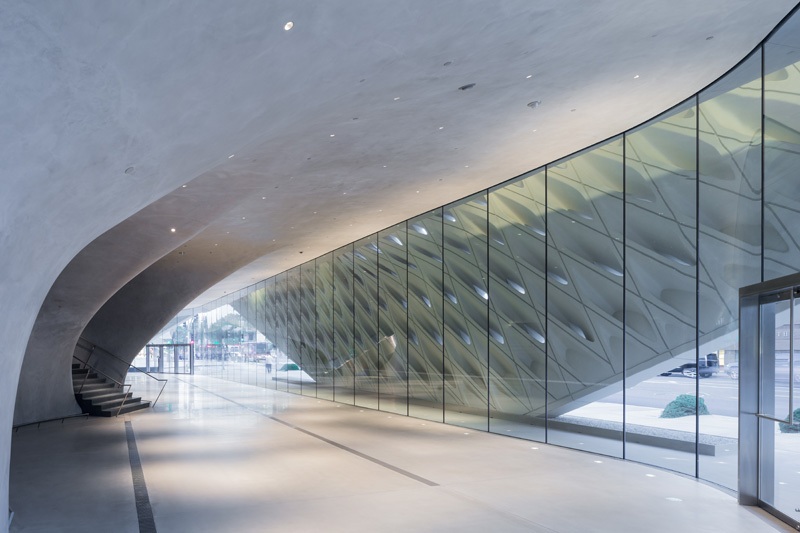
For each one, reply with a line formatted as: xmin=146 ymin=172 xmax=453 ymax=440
xmin=159 ymin=10 xmax=800 ymax=492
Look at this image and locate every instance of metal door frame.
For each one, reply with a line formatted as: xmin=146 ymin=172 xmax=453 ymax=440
xmin=739 ymin=272 xmax=800 ymax=529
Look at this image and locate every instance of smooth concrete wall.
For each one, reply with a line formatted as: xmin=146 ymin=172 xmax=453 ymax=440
xmin=13 ymin=167 xmax=268 ymax=426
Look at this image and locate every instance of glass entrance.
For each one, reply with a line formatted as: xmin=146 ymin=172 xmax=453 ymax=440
xmin=758 ymin=289 xmax=800 ymax=525
xmin=143 ymin=344 xmax=193 ymax=374
xmin=740 ymin=277 xmax=800 ymax=528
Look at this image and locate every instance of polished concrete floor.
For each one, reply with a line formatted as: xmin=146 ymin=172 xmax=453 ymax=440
xmin=9 ymin=375 xmax=794 ymax=533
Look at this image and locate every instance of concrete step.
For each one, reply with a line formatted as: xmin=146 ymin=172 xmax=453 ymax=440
xmin=74 ymin=384 xmax=119 ymax=398
xmin=92 ymin=396 xmax=142 ymax=410
xmin=78 ymin=390 xmax=126 ymax=403
xmin=96 ymin=401 xmax=151 ymax=417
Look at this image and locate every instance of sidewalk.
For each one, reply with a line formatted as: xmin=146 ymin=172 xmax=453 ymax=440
xmin=567 ymin=402 xmax=738 ymax=439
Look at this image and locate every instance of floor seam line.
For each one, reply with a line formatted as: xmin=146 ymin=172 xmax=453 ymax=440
xmin=125 ymin=420 xmax=157 ymax=533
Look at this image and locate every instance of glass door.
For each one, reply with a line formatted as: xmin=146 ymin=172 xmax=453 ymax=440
xmin=757 ymin=288 xmax=800 ymax=525
xmin=741 ymin=278 xmax=800 ymax=529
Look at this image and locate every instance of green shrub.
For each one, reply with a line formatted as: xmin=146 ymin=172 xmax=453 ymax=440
xmin=779 ymin=408 xmax=800 ymax=433
xmin=660 ymin=394 xmax=710 ymax=418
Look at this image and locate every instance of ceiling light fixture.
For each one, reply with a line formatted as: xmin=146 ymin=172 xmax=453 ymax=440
xmin=170 ymin=228 xmax=176 ymax=233
xmin=330 ymin=134 xmax=335 ymax=137
xmin=458 ymin=83 xmax=476 ymax=91
xmin=634 ymin=74 xmax=640 ymax=79
xmin=439 ymin=126 xmax=444 ymax=130
xmin=284 ymin=21 xmax=294 ymax=31
xmin=124 ymin=167 xmax=135 ymax=175
xmin=527 ymin=100 xmax=541 ymax=109
xmin=228 ymin=154 xmax=235 ymax=159
xmin=393 ymin=97 xmax=400 ymax=101
xmin=181 ymin=185 xmax=187 ymax=188
xmin=526 ymin=75 xmax=532 ymax=79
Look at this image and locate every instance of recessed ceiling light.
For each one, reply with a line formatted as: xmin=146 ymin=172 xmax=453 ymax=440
xmin=633 ymin=75 xmax=639 ymax=79
xmin=526 ymin=75 xmax=532 ymax=79
xmin=416 ymin=190 xmax=420 ymax=193
xmin=706 ymin=35 xmax=713 ymax=40
xmin=242 ymin=217 xmax=246 ymax=220
xmin=393 ymin=97 xmax=400 ymax=101
xmin=439 ymin=126 xmax=444 ymax=130
xmin=458 ymin=83 xmax=476 ymax=91
xmin=284 ymin=21 xmax=294 ymax=31
xmin=170 ymin=228 xmax=176 ymax=233
xmin=228 ymin=154 xmax=235 ymax=159
xmin=465 ymin=165 xmax=469 ymax=168
xmin=527 ymin=101 xmax=541 ymax=109
xmin=313 ymin=211 xmax=317 ymax=214
xmin=262 ymin=197 xmax=266 ymax=200
xmin=330 ymin=134 xmax=335 ymax=137
xmin=181 ymin=185 xmax=187 ymax=188
xmin=383 ymin=165 xmax=387 ymax=168
xmin=532 ymin=129 xmax=537 ymax=132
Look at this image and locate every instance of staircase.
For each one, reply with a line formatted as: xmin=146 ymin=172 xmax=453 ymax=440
xmin=72 ymin=363 xmax=151 ymax=416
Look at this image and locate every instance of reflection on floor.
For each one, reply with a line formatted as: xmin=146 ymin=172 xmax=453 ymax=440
xmin=9 ymin=374 xmax=793 ymax=533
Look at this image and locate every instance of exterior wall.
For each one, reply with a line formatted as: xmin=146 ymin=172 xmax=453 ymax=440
xmin=169 ymin=12 xmax=800 ymax=492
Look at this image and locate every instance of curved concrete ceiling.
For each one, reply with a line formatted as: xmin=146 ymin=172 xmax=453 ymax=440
xmin=3 ymin=0 xmax=798 ymax=510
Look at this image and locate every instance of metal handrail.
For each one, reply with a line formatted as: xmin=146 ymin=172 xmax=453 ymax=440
xmin=13 ymin=413 xmax=90 ymax=432
xmin=73 ymin=355 xmax=132 ymax=416
xmin=76 ymin=337 xmax=168 ymax=407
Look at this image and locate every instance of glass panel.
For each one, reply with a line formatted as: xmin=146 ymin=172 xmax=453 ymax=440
xmin=354 ymin=235 xmax=380 ymax=409
xmin=255 ymin=281 xmax=267 ymax=388
xmin=697 ymin=51 xmax=762 ymax=489
xmin=487 ymin=170 xmax=547 ymax=441
xmin=316 ymin=254 xmax=335 ymax=400
xmin=301 ymin=261 xmax=317 ymax=397
xmin=765 ymin=13 xmax=800 ymax=281
xmin=275 ymin=272 xmax=289 ymax=392
xmin=378 ymin=222 xmax=409 ymax=415
xmin=286 ymin=266 xmax=302 ymax=394
xmin=443 ymin=193 xmax=489 ymax=431
xmin=546 ymin=138 xmax=625 ymax=458
xmin=265 ymin=277 xmax=278 ymax=389
xmin=625 ymin=101 xmax=697 ymax=475
xmin=333 ymin=244 xmax=355 ymax=405
xmin=407 ymin=208 xmax=445 ymax=422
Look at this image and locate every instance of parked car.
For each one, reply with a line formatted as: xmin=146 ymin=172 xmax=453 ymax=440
xmin=660 ymin=353 xmax=721 ymax=378
xmin=726 ymin=363 xmax=739 ymax=380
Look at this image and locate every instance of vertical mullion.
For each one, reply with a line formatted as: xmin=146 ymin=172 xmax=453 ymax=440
xmin=622 ymin=134 xmax=627 ymax=460
xmin=695 ymin=93 xmax=701 ymax=478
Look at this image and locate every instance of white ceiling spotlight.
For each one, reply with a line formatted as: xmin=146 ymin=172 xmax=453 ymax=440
xmin=634 ymin=74 xmax=640 ymax=79
xmin=527 ymin=101 xmax=542 ymax=110
xmin=284 ymin=21 xmax=294 ymax=31
xmin=228 ymin=154 xmax=235 ymax=159
xmin=170 ymin=228 xmax=176 ymax=233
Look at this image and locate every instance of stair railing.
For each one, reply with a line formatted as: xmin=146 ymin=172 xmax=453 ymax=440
xmin=72 ymin=355 xmax=132 ymax=416
xmin=76 ymin=337 xmax=168 ymax=407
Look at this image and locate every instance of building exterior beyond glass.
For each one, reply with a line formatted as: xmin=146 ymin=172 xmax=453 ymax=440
xmin=149 ymin=10 xmax=800 ymax=493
